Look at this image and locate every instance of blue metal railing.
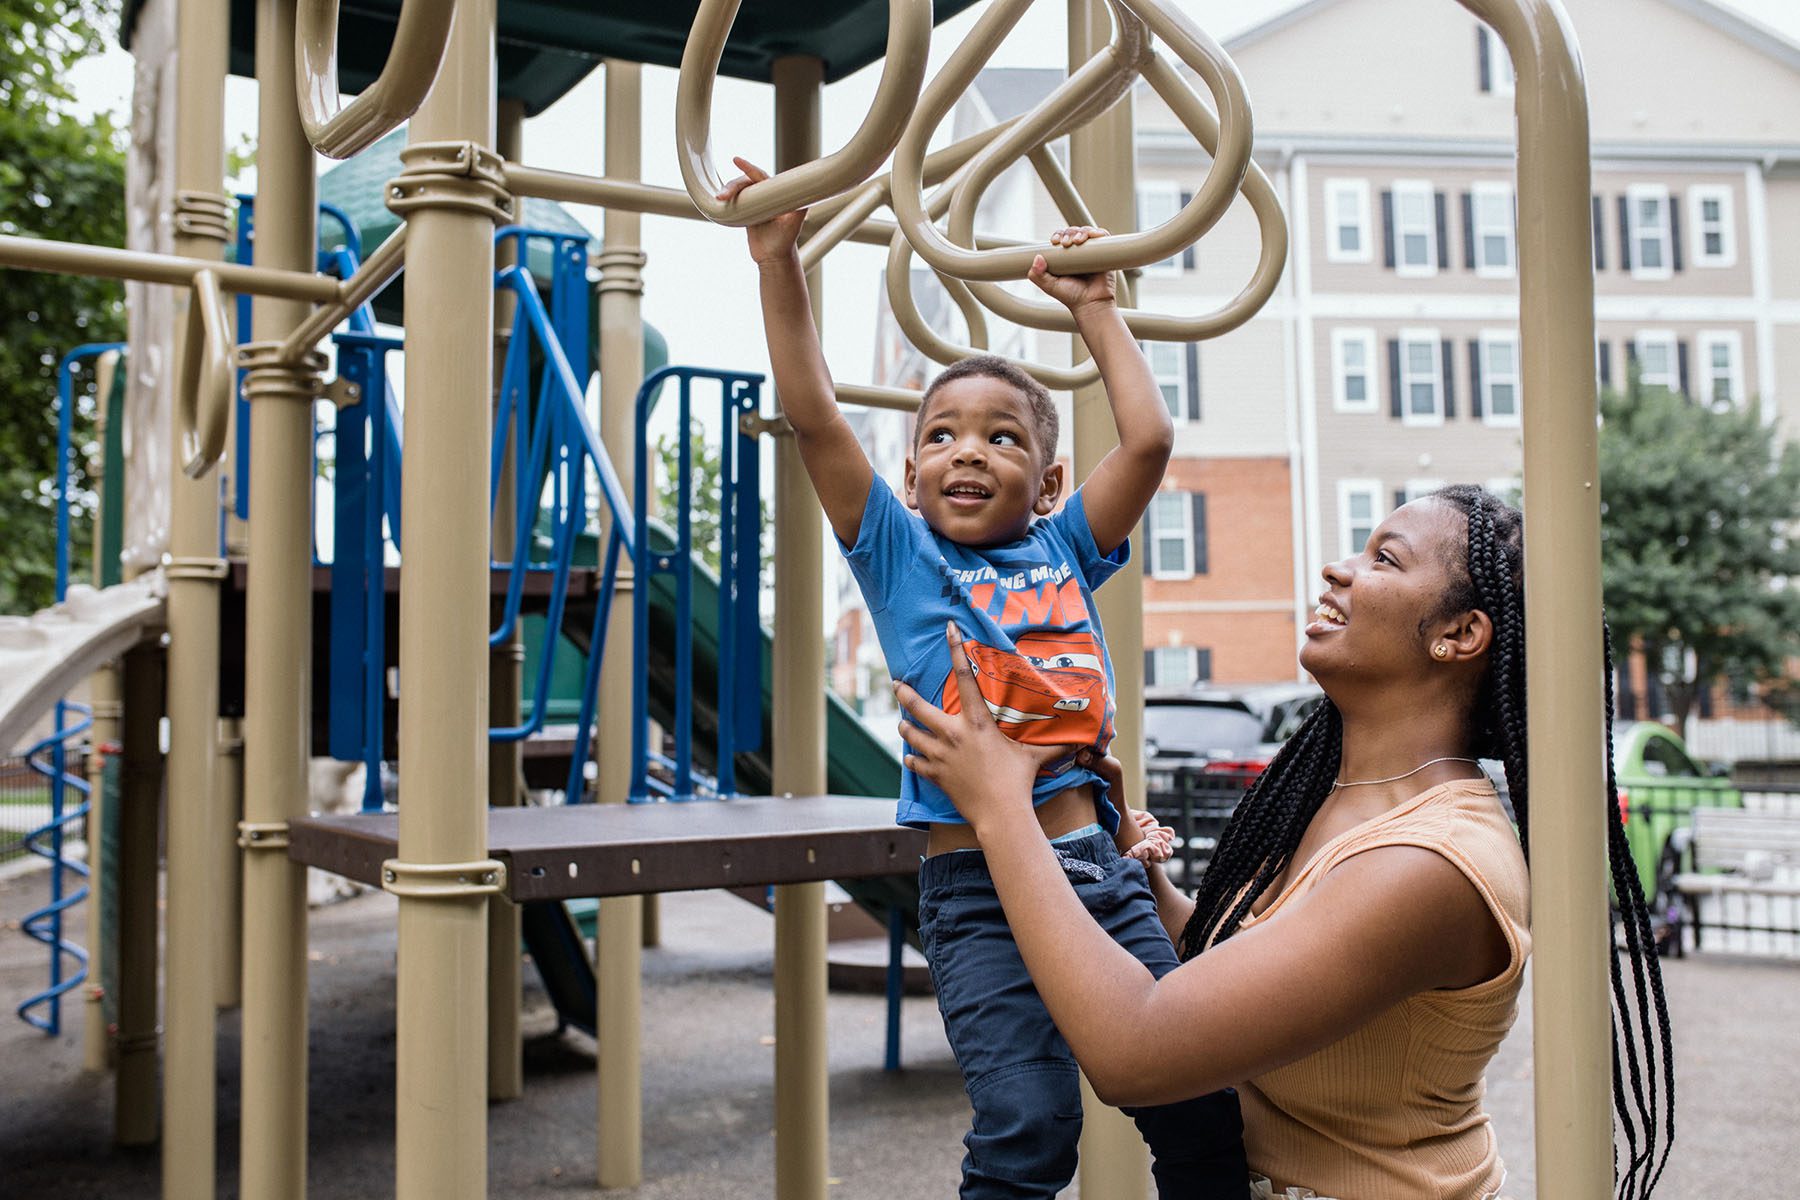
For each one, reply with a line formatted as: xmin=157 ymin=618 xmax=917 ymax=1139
xmin=16 ymin=341 xmax=123 ymax=1033
xmin=630 ymin=366 xmax=764 ymax=802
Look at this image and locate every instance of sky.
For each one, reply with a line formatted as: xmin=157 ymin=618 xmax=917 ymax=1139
xmin=61 ymin=0 xmax=1800 ymax=411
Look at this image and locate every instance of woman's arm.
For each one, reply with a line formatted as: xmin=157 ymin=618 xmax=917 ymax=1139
xmin=896 ymin=624 xmax=1508 ymax=1107
xmin=1143 ymin=861 xmax=1195 ymax=946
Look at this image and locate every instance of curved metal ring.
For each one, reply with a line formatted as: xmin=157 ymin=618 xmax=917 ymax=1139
xmin=964 ymin=53 xmax=1288 ymax=341
xmin=892 ymin=0 xmax=1252 ymax=281
xmin=677 ymin=0 xmax=932 ymax=226
xmin=178 ymin=270 xmax=233 ymax=479
xmin=296 ymin=0 xmax=455 ymax=160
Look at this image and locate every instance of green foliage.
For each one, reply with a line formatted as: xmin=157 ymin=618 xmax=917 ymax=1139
xmin=1599 ymin=378 xmax=1800 ymax=727
xmin=653 ymin=422 xmax=770 ymax=589
xmin=0 ymin=0 xmax=126 ymax=612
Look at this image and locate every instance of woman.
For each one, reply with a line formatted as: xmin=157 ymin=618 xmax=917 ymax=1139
xmin=895 ymin=485 xmax=1673 ymax=1199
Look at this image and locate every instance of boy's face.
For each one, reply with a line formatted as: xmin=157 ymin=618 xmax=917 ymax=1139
xmin=904 ymin=375 xmax=1063 ymax=547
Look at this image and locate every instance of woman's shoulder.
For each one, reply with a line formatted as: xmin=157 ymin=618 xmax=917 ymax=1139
xmin=1339 ymin=778 xmax=1529 ymax=920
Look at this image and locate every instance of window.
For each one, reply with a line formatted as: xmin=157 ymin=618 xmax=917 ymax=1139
xmin=1331 ymin=328 xmax=1378 ymax=413
xmin=1393 ymin=180 xmax=1437 ymax=276
xmin=1633 ymin=331 xmax=1678 ymax=392
xmin=1688 ymin=185 xmax=1736 ymax=268
xmin=1402 ymin=478 xmax=1446 ymax=505
xmin=1479 ymin=332 xmax=1521 ymax=425
xmin=1147 ymin=491 xmax=1194 ymax=579
xmin=1325 ymin=178 xmax=1372 ymax=263
xmin=1477 ymin=25 xmax=1514 ymax=96
xmin=1137 ymin=182 xmax=1183 ymax=276
xmin=1150 ymin=646 xmax=1202 ymax=688
xmin=1471 ymin=182 xmax=1515 ymax=276
xmin=1148 ymin=342 xmax=1187 ymax=423
xmin=1626 ymin=184 xmax=1673 ymax=279
xmin=1399 ymin=331 xmax=1444 ymax=424
xmin=1697 ymin=331 xmax=1744 ymax=410
xmin=1338 ymin=480 xmax=1383 ymax=559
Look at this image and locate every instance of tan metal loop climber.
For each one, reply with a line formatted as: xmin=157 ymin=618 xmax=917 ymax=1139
xmin=296 ymin=0 xmax=455 ymax=159
xmin=177 ymin=269 xmax=234 ymax=479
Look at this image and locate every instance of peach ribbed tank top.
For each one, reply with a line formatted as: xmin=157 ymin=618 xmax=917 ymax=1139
xmin=1231 ymin=778 xmax=1531 ymax=1200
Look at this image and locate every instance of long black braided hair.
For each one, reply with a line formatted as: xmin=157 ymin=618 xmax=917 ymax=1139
xmin=1175 ymin=484 xmax=1675 ymax=1198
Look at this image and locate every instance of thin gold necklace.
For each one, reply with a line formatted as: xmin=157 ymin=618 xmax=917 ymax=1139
xmin=1331 ymin=755 xmax=1480 ymax=792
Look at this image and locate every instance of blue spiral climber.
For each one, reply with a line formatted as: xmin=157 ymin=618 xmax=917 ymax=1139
xmin=16 ymin=702 xmax=94 ymax=1036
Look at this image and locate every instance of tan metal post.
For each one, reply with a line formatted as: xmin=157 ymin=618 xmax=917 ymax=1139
xmin=163 ymin=0 xmax=232 ymax=1187
xmin=771 ymin=54 xmax=831 ymax=1200
xmin=594 ymin=57 xmax=647 ymax=1189
xmin=1467 ymin=2 xmax=1611 ymax=1195
xmin=391 ymin=0 xmax=502 ymax=1192
xmin=1067 ymin=2 xmax=1149 ymax=1195
xmin=487 ymin=95 xmax=526 ymax=1106
xmin=237 ymin=0 xmax=320 ymax=1191
xmin=116 ymin=642 xmax=163 ymax=1146
xmin=214 ymin=719 xmax=243 ymax=1011
xmin=84 ymin=662 xmax=121 ymax=1073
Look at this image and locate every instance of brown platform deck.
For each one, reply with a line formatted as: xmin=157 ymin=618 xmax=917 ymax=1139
xmin=289 ymin=796 xmax=926 ymax=902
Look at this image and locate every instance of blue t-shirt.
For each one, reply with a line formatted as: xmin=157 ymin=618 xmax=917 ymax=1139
xmin=839 ymin=478 xmax=1129 ymax=831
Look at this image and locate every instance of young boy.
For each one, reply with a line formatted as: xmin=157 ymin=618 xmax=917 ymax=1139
xmin=723 ymin=159 xmax=1245 ymax=1199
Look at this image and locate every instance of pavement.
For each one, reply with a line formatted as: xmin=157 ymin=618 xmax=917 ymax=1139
xmin=2 ymin=868 xmax=1797 ymax=1198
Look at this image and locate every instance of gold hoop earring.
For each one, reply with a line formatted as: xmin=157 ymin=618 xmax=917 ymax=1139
xmin=1433 ymin=643 xmax=1450 ymax=659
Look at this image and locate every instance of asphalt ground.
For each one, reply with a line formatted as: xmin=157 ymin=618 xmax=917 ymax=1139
xmin=3 ymin=870 xmax=1796 ymax=1198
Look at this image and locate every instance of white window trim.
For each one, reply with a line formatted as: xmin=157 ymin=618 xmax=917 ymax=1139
xmin=1627 ymin=183 xmax=1673 ymax=281
xmin=1697 ymin=330 xmax=1746 ymax=411
xmin=1393 ymin=180 xmax=1438 ymax=279
xmin=1152 ymin=645 xmax=1200 ymax=689
xmin=1479 ymin=329 xmax=1522 ymax=427
xmin=1634 ymin=330 xmax=1679 ymax=392
xmin=1324 ymin=178 xmax=1372 ymax=264
xmin=1403 ymin=478 xmax=1446 ymax=504
xmin=1480 ymin=26 xmax=1515 ymax=97
xmin=1137 ymin=181 xmax=1183 ymax=277
xmin=1687 ymin=184 xmax=1737 ymax=268
xmin=1330 ymin=327 xmax=1378 ymax=414
xmin=1149 ymin=491 xmax=1195 ymax=581
xmin=1337 ymin=479 xmax=1384 ymax=560
xmin=1398 ymin=329 xmax=1445 ymax=427
xmin=1471 ymin=181 xmax=1516 ymax=278
xmin=1147 ymin=341 xmax=1189 ymax=426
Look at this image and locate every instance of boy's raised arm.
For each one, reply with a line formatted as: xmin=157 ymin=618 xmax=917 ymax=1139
xmin=723 ymin=159 xmax=874 ymax=549
xmin=1029 ymin=227 xmax=1176 ymax=558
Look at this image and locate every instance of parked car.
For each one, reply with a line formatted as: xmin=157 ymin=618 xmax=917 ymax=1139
xmin=1613 ymin=720 xmax=1740 ymax=910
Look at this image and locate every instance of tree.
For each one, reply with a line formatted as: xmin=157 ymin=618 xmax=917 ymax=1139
xmin=653 ymin=421 xmax=770 ymax=590
xmin=1598 ymin=378 xmax=1800 ymax=730
xmin=0 ymin=0 xmax=126 ymax=612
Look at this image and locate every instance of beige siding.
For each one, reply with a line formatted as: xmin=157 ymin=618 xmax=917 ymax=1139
xmin=1774 ymin=327 xmax=1800 ymax=432
xmin=1183 ymin=318 xmax=1289 ymax=458
xmin=1766 ymin=177 xmax=1800 ymax=302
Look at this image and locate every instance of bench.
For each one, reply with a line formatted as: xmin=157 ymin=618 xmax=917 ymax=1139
xmin=1671 ymin=806 xmax=1800 ymax=955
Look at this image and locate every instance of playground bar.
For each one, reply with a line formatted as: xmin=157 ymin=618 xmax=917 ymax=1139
xmin=276 ymin=224 xmax=409 ymax=363
xmin=295 ymin=0 xmax=454 ymax=159
xmin=238 ymin=0 xmax=321 ymax=1192
xmin=387 ymin=0 xmax=504 ymax=1192
xmin=159 ymin=0 xmax=232 ymax=1188
xmin=0 ymin=232 xmax=339 ymax=301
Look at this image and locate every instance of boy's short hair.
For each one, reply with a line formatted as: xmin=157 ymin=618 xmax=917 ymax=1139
xmin=914 ymin=355 xmax=1059 ymax=466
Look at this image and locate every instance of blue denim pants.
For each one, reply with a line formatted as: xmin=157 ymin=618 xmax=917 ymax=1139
xmin=918 ymin=829 xmax=1247 ymax=1200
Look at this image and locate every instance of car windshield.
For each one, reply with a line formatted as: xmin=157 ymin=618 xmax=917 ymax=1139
xmin=1144 ymin=703 xmax=1266 ymax=758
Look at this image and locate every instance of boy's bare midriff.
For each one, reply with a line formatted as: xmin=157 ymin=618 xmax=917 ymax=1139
xmin=926 ymin=782 xmax=1098 ymax=856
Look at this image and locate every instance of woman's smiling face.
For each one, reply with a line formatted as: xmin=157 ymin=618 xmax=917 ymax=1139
xmin=1301 ymin=498 xmax=1470 ymax=686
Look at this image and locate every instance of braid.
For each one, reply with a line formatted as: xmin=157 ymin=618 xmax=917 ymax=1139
xmin=1433 ymin=485 xmax=1676 ymax=1198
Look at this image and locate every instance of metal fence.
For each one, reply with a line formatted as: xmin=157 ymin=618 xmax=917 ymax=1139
xmin=1144 ymin=764 xmax=1262 ymax=892
xmin=0 ymin=747 xmax=91 ymax=870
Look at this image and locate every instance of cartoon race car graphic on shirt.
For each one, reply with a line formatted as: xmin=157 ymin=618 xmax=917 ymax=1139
xmin=942 ymin=631 xmax=1111 ymax=751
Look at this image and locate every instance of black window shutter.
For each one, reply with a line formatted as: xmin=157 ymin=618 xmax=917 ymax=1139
xmin=1141 ymin=516 xmax=1153 ymax=575
xmin=1190 ymin=493 xmax=1208 ymax=574
xmin=1143 ymin=650 xmax=1157 ymax=686
xmin=1646 ymin=668 xmax=1666 ymax=718
xmin=1381 ymin=190 xmax=1396 ymax=268
xmin=1393 ymin=487 xmax=1408 ymax=511
xmin=1477 ymin=26 xmax=1491 ymax=92
xmin=1677 ymin=340 xmax=1690 ymax=397
xmin=1698 ymin=682 xmax=1715 ymax=719
xmin=1180 ymin=191 xmax=1196 ymax=270
xmin=1184 ymin=341 xmax=1201 ymax=421
xmin=1469 ymin=338 xmax=1485 ymax=418
xmin=1669 ymin=199 xmax=1684 ymax=271
xmin=1195 ymin=648 xmax=1213 ymax=683
xmin=1617 ymin=665 xmax=1638 ymax=719
xmin=1435 ymin=191 xmax=1449 ymax=269
xmin=1598 ymin=340 xmax=1613 ymax=389
xmin=1617 ymin=195 xmax=1632 ymax=270
xmin=1388 ymin=338 xmax=1403 ymax=418
xmin=1592 ymin=195 xmax=1606 ymax=270
xmin=1461 ymin=191 xmax=1477 ymax=269
xmin=1441 ymin=339 xmax=1456 ymax=418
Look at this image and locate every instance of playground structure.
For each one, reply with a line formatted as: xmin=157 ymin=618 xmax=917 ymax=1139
xmin=0 ymin=1 xmax=1619 ymax=1198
